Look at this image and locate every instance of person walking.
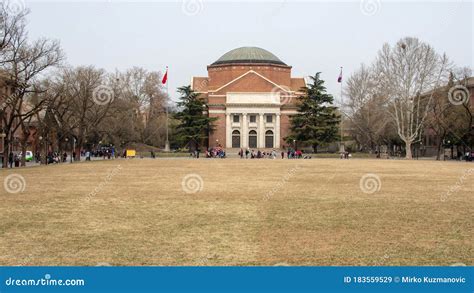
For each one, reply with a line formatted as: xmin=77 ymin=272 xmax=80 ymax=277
xmin=8 ymin=152 xmax=14 ymax=168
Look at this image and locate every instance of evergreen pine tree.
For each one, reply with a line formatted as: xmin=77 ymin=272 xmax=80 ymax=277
xmin=174 ymin=85 xmax=217 ymax=151
xmin=286 ymin=73 xmax=340 ymax=153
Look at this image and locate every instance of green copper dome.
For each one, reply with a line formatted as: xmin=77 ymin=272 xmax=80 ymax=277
xmin=212 ymin=47 xmax=286 ymax=66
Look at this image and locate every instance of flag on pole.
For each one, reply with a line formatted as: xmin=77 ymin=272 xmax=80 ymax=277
xmin=337 ymin=67 xmax=343 ymax=83
xmin=162 ymin=66 xmax=168 ymax=84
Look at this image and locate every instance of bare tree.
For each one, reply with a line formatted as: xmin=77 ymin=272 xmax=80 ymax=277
xmin=0 ymin=5 xmax=63 ymax=167
xmin=345 ymin=64 xmax=392 ymax=152
xmin=375 ymin=37 xmax=451 ymax=159
xmin=0 ymin=3 xmax=28 ymax=61
xmin=56 ymin=66 xmax=114 ymax=159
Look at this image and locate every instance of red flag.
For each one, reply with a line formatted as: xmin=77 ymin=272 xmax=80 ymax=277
xmin=337 ymin=67 xmax=342 ymax=83
xmin=162 ymin=67 xmax=168 ymax=84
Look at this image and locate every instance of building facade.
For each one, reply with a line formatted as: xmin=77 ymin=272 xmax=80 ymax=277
xmin=191 ymin=47 xmax=305 ymax=150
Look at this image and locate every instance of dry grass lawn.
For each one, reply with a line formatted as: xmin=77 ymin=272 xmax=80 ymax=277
xmin=0 ymin=158 xmax=472 ymax=266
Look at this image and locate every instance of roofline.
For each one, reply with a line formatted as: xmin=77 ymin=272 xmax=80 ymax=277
xmin=207 ymin=62 xmax=291 ymax=70
xmin=210 ymin=70 xmax=293 ymax=94
xmin=211 ymin=59 xmax=287 ymax=66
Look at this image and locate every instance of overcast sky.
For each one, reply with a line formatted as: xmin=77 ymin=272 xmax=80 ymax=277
xmin=24 ymin=0 xmax=473 ymax=103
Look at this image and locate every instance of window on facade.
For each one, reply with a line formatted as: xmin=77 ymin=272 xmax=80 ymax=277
xmin=249 ymin=115 xmax=256 ymax=123
xmin=266 ymin=115 xmax=273 ymax=123
xmin=233 ymin=115 xmax=240 ymax=123
xmin=249 ymin=130 xmax=257 ymax=148
xmin=232 ymin=130 xmax=241 ymax=148
xmin=265 ymin=130 xmax=274 ymax=148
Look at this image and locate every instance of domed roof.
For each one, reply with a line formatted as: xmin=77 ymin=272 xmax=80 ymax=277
xmin=212 ymin=47 xmax=287 ymax=66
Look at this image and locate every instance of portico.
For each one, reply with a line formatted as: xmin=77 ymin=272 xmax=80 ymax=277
xmin=225 ymin=110 xmax=281 ymax=149
xmin=224 ymin=92 xmax=281 ymax=149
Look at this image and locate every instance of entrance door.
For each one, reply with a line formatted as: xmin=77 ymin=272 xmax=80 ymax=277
xmin=248 ymin=130 xmax=257 ymax=148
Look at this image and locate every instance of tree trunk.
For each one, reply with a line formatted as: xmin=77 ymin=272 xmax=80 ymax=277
xmin=20 ymin=142 xmax=27 ymax=167
xmin=405 ymin=140 xmax=413 ymax=159
xmin=41 ymin=140 xmax=47 ymax=165
xmin=436 ymin=136 xmax=443 ymax=161
xmin=2 ymin=138 xmax=8 ymax=168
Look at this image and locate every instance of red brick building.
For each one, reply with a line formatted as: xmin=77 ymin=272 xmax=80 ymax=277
xmin=191 ymin=47 xmax=305 ymax=150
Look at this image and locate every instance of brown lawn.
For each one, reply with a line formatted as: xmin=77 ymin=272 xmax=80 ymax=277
xmin=0 ymin=158 xmax=472 ymax=266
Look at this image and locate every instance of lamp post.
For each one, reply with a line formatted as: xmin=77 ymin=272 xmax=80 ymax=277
xmin=39 ymin=136 xmax=44 ymax=164
xmin=65 ymin=138 xmax=69 ymax=163
xmin=72 ymin=137 xmax=76 ymax=162
xmin=293 ymin=139 xmax=297 ymax=151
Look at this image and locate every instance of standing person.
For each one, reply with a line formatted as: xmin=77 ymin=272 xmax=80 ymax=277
xmin=14 ymin=154 xmax=20 ymax=167
xmin=8 ymin=152 xmax=14 ymax=168
xmin=281 ymin=151 xmax=285 ymax=159
xmin=245 ymin=149 xmax=250 ymax=159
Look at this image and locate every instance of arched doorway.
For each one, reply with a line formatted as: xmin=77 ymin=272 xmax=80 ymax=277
xmin=248 ymin=130 xmax=257 ymax=148
xmin=232 ymin=130 xmax=241 ymax=148
xmin=265 ymin=130 xmax=274 ymax=148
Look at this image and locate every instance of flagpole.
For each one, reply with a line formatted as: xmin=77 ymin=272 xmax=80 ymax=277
xmin=339 ymin=66 xmax=344 ymax=153
xmin=164 ymin=66 xmax=170 ymax=152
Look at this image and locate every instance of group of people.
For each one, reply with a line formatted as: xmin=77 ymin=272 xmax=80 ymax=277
xmin=340 ymin=151 xmax=352 ymax=159
xmin=84 ymin=147 xmax=115 ymax=159
xmin=6 ymin=152 xmax=21 ymax=168
xmin=237 ymin=148 xmax=312 ymax=159
xmin=205 ymin=147 xmax=226 ymax=158
xmin=5 ymin=151 xmax=72 ymax=168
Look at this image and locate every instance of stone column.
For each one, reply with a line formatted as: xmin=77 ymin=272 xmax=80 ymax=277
xmin=275 ymin=113 xmax=281 ymax=148
xmin=242 ymin=113 xmax=248 ymax=149
xmin=226 ymin=113 xmax=231 ymax=148
xmin=259 ymin=113 xmax=265 ymax=148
